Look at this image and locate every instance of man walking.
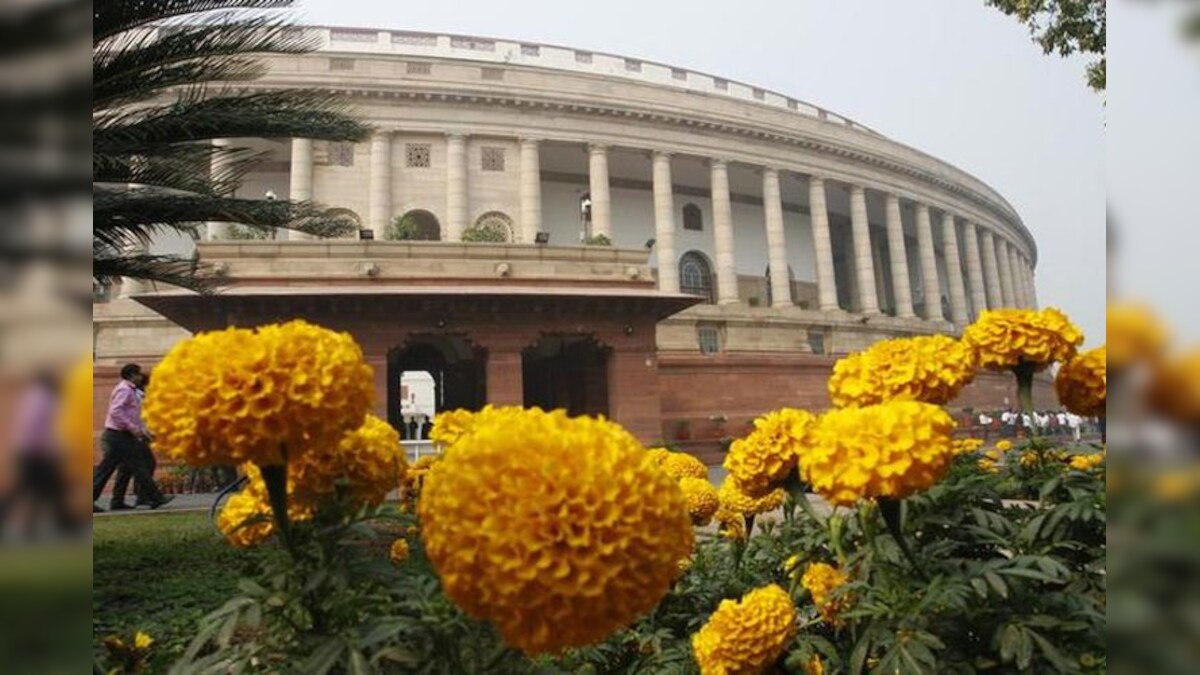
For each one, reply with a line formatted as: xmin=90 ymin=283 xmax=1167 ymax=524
xmin=92 ymin=364 xmax=171 ymax=512
xmin=110 ymin=373 xmax=160 ymax=510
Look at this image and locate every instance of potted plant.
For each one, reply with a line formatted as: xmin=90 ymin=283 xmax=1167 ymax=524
xmin=672 ymin=420 xmax=692 ymax=441
xmin=583 ymin=233 xmax=612 ymax=246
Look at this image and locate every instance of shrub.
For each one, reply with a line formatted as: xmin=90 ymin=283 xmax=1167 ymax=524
xmin=461 ymin=225 xmax=507 ymax=243
xmin=584 ymin=233 xmax=612 ymax=246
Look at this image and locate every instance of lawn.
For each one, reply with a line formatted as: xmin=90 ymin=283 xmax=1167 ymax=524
xmin=93 ymin=511 xmax=275 ymax=668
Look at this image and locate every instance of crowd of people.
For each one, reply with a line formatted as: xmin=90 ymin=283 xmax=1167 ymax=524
xmin=973 ymin=407 xmax=1104 ymax=442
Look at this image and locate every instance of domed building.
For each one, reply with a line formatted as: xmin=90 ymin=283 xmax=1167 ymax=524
xmin=94 ymin=28 xmax=1043 ymax=453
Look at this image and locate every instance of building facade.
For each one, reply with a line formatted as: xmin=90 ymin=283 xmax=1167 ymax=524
xmin=94 ymin=28 xmax=1047 ymax=456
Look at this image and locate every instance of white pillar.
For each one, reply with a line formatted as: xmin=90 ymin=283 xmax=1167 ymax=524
xmin=652 ymin=151 xmax=679 ymax=293
xmin=997 ymin=238 xmax=1016 ymax=307
xmin=588 ymin=144 xmax=612 ymax=239
xmin=1026 ymin=260 xmax=1039 ymax=308
xmin=809 ymin=176 xmax=839 ymax=311
xmin=850 ymin=185 xmax=881 ymax=315
xmin=762 ymin=168 xmax=791 ymax=307
xmin=710 ymin=159 xmax=739 ymax=305
xmin=885 ymin=194 xmax=916 ymax=318
xmin=980 ymin=229 xmax=1004 ymax=310
xmin=1011 ymin=247 xmax=1030 ymax=307
xmin=368 ymin=131 xmax=392 ymax=236
xmin=940 ymin=213 xmax=970 ymax=326
xmin=519 ymin=138 xmax=542 ymax=244
xmin=206 ymin=138 xmax=233 ymax=240
xmin=961 ymin=221 xmax=988 ymax=317
xmin=445 ymin=134 xmax=467 ymax=241
xmin=914 ymin=203 xmax=942 ymax=320
xmin=287 ymin=138 xmax=314 ymax=241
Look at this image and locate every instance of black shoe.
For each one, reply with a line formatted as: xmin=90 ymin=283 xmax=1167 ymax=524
xmin=93 ymin=504 xmax=106 ymax=513
xmin=148 ymin=496 xmax=175 ymax=510
xmin=109 ymin=502 xmax=134 ymax=511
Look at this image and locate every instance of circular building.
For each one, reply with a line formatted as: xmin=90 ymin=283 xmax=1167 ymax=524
xmin=95 ymin=28 xmax=1043 ymax=454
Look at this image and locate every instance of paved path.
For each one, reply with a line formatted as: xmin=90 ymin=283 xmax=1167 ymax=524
xmin=94 ymin=493 xmax=222 ymax=517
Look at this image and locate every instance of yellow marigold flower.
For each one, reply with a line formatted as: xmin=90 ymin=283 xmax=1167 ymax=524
xmin=103 ymin=635 xmax=126 ymax=652
xmin=1069 ymin=453 xmax=1105 ymax=471
xmin=58 ymin=354 xmax=94 ymax=484
xmin=1147 ymin=349 xmax=1200 ymax=424
xmin=714 ymin=506 xmax=747 ymax=541
xmin=724 ymin=409 xmax=816 ymax=497
xmin=662 ymin=451 xmax=709 ymax=481
xmin=1108 ymin=303 xmax=1169 ymax=370
xmin=429 ymin=408 xmax=479 ymax=448
xmin=144 ymin=321 xmax=374 ymax=467
xmin=978 ymin=458 xmax=1000 ymax=474
xmin=1056 ymin=346 xmax=1106 ymax=418
xmin=800 ymin=402 xmax=957 ymax=507
xmin=217 ymin=465 xmax=317 ymax=547
xmin=679 ymin=477 xmax=721 ymax=526
xmin=291 ymin=414 xmax=406 ymax=508
xmin=389 ymin=538 xmax=410 ymax=564
xmin=783 ymin=554 xmax=802 ymax=576
xmin=803 ymin=654 xmax=826 ymax=675
xmin=647 ymin=447 xmax=672 ymax=466
xmin=952 ymin=438 xmax=984 ymax=456
xmin=418 ymin=408 xmax=694 ymax=655
xmin=133 ymin=631 xmax=154 ymax=650
xmin=717 ymin=478 xmax=786 ymax=516
xmin=829 ymin=335 xmax=978 ymax=407
xmin=801 ymin=562 xmax=851 ymax=624
xmin=962 ymin=308 xmax=1083 ymax=372
xmin=692 ymin=584 xmax=796 ymax=675
xmin=995 ymin=440 xmax=1013 ymax=452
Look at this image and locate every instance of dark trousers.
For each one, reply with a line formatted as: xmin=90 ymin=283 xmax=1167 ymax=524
xmin=112 ymin=440 xmax=157 ymax=505
xmin=93 ymin=430 xmax=163 ymax=505
xmin=0 ymin=454 xmax=76 ymax=536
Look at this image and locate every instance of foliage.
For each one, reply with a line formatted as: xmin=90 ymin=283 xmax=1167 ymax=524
xmin=461 ymin=225 xmax=508 ymax=243
xmin=384 ymin=214 xmax=422 ymax=241
xmin=584 ymin=233 xmax=613 ymax=247
xmin=224 ymin=224 xmax=273 ymax=241
xmin=93 ymin=0 xmax=369 ymax=291
xmin=985 ymin=0 xmax=1106 ymax=92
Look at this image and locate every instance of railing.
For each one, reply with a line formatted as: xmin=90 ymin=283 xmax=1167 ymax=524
xmin=402 ymin=440 xmax=438 ymax=463
xmin=304 ymin=26 xmax=881 ymax=136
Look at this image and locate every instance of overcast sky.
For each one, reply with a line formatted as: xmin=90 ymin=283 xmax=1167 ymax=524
xmin=297 ymin=0 xmax=1109 ymax=343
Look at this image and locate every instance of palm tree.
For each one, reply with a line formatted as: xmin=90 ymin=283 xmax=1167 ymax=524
xmin=94 ymin=0 xmax=370 ymax=291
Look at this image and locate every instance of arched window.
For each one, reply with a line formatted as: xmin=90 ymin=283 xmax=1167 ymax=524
xmin=471 ymin=211 xmax=515 ymax=242
xmin=682 ymin=203 xmax=703 ymax=231
xmin=323 ymin=208 xmax=362 ymax=239
xmin=679 ymin=251 xmax=715 ymax=303
xmin=387 ymin=210 xmax=441 ymax=241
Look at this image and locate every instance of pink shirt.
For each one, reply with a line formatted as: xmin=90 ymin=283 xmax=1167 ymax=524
xmin=12 ymin=383 xmax=57 ymax=455
xmin=104 ymin=379 xmax=146 ymax=436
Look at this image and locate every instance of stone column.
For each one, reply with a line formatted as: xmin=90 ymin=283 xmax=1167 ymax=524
xmin=914 ymin=203 xmax=942 ymax=320
xmin=849 ymin=185 xmax=881 ymax=315
xmin=1025 ymin=258 xmax=1039 ymax=308
xmin=940 ymin=212 xmax=970 ymax=325
xmin=588 ymin=144 xmax=612 ymax=239
xmin=519 ymin=138 xmax=542 ymax=244
xmin=287 ymin=138 xmax=314 ymax=240
xmin=445 ymin=134 xmax=468 ymax=241
xmin=206 ymin=138 xmax=233 ymax=240
xmin=980 ymin=229 xmax=1004 ymax=310
xmin=808 ymin=176 xmax=840 ymax=311
xmin=885 ymin=194 xmax=916 ymax=318
xmin=961 ymin=221 xmax=989 ymax=316
xmin=1011 ymin=247 xmax=1030 ymax=307
xmin=762 ymin=168 xmax=791 ymax=307
xmin=368 ymin=131 xmax=392 ymax=236
xmin=651 ymin=151 xmax=679 ymax=293
xmin=996 ymin=238 xmax=1016 ymax=307
xmin=710 ymin=159 xmax=739 ymax=305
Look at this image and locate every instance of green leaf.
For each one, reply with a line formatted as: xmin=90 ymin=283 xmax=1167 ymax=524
xmin=302 ymin=637 xmax=346 ymax=675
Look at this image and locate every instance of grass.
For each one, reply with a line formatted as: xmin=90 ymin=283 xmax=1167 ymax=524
xmin=93 ymin=511 xmax=274 ymax=668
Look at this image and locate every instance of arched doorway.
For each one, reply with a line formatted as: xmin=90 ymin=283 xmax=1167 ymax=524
xmin=323 ymin=208 xmax=362 ymax=239
xmin=522 ymin=334 xmax=610 ymax=417
xmin=387 ymin=335 xmax=486 ymax=438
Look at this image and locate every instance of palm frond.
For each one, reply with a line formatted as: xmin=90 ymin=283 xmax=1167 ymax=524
xmin=96 ymin=89 xmax=371 ymax=154
xmin=93 ymin=245 xmax=213 ymax=293
xmin=94 ymin=15 xmax=316 ymax=109
xmin=94 ymin=0 xmax=293 ymax=45
xmin=94 ymin=142 xmax=264 ymax=196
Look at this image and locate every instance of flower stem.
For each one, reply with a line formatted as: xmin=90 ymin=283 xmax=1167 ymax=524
xmin=260 ymin=460 xmax=294 ymax=556
xmin=879 ymin=498 xmax=927 ymax=582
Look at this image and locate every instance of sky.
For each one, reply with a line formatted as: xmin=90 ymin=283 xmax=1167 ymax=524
xmin=1108 ymin=3 xmax=1200 ymax=341
xmin=297 ymin=0 xmax=1108 ymax=343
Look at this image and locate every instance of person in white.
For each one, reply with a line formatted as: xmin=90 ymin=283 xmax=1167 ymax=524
xmin=1067 ymin=413 xmax=1082 ymax=442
